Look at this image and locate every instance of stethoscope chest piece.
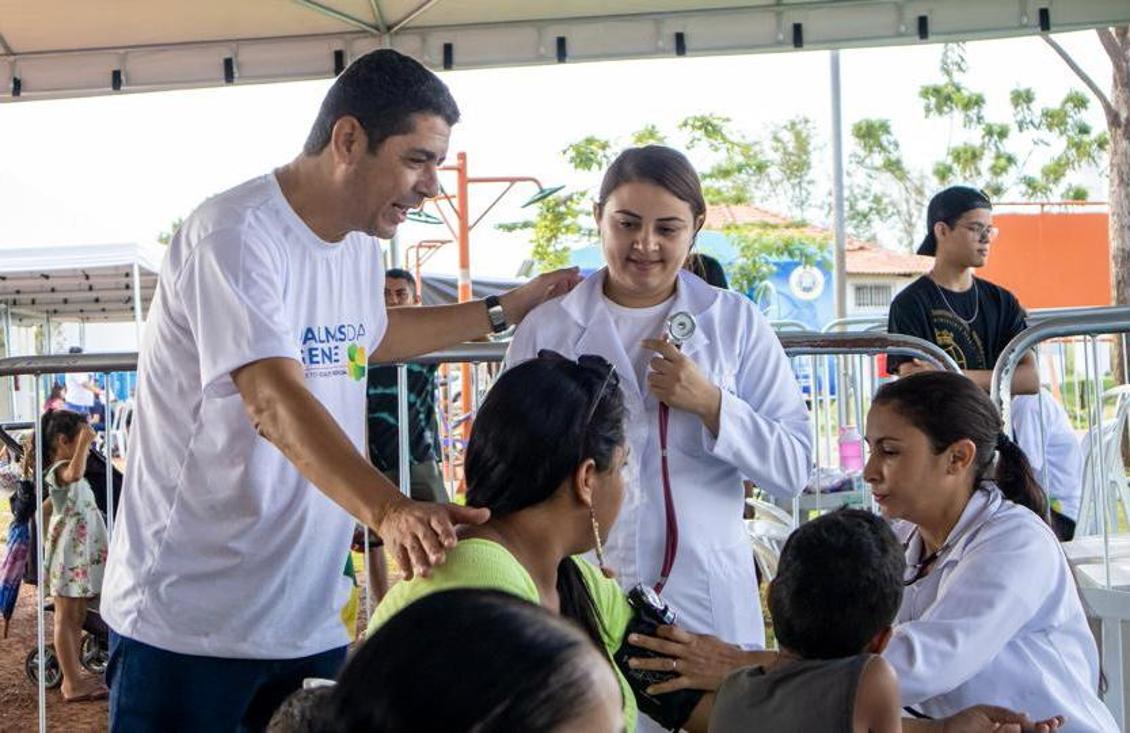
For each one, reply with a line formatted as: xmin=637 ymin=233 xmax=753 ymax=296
xmin=665 ymin=311 xmax=697 ymax=347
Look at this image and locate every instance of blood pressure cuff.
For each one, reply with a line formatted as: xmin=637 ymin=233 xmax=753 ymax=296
xmin=613 ymin=616 xmax=704 ymax=731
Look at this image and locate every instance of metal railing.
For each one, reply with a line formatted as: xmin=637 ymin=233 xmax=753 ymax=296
xmin=990 ymin=307 xmax=1130 ymax=728
xmin=0 ymin=331 xmax=974 ymax=732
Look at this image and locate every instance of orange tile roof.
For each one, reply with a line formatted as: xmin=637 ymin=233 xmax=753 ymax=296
xmin=704 ymin=203 xmax=931 ymax=277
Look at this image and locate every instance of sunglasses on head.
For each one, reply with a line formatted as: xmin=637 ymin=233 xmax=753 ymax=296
xmin=536 ymin=350 xmax=619 ymax=444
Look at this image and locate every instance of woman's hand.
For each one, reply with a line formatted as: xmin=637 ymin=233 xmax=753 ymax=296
xmin=625 ymin=625 xmax=770 ymax=694
xmin=642 ymin=339 xmax=722 ymax=434
xmin=929 ymin=705 xmax=1065 ymax=733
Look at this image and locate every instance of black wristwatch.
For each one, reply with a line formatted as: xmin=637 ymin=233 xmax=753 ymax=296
xmin=484 ymin=295 xmax=508 ymax=334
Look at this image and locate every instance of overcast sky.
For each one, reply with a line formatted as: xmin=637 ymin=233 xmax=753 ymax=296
xmin=0 ymin=29 xmax=1114 ymax=278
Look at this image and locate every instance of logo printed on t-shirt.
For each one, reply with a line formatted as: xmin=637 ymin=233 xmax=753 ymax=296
xmin=301 ymin=322 xmax=368 ymax=380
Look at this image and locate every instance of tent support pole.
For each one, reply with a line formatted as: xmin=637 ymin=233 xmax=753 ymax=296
xmin=132 ymin=263 xmax=143 ymax=345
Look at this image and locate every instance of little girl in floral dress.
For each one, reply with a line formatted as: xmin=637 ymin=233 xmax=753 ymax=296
xmin=27 ymin=409 xmax=109 ymax=702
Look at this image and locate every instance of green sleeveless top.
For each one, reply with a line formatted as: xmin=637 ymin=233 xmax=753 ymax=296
xmin=367 ymin=538 xmax=637 ymax=731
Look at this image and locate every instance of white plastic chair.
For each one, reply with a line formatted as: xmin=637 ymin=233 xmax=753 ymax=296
xmin=1075 ymin=386 xmax=1130 ymax=538
xmin=745 ymin=497 xmax=795 ymax=583
xmin=109 ymin=399 xmax=134 ymax=462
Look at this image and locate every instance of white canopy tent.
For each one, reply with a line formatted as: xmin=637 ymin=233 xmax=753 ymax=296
xmin=0 ymin=241 xmax=161 ymax=324
xmin=0 ymin=242 xmax=161 ymax=420
xmin=4 ymin=4 xmax=1130 ymax=730
xmin=2 ymin=1 xmax=1129 ymax=100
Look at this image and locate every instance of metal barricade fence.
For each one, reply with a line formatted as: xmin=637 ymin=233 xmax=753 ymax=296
xmin=991 ymin=307 xmax=1130 ymax=728
xmin=0 ymin=332 xmax=967 ymax=732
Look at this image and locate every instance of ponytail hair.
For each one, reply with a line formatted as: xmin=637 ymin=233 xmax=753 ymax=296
xmin=873 ymin=372 xmax=1047 ymax=520
xmin=22 ymin=410 xmax=88 ymax=480
xmin=993 ymin=432 xmax=1046 ymax=518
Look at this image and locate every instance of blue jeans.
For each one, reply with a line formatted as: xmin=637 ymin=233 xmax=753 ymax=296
xmin=107 ymin=632 xmax=346 ymax=732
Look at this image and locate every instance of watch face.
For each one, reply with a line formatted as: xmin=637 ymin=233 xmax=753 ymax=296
xmin=665 ymin=312 xmax=696 ymax=344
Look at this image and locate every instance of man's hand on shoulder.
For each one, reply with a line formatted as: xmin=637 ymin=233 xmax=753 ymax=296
xmin=376 ymin=499 xmax=490 ymax=580
xmin=499 ymin=267 xmax=583 ymax=325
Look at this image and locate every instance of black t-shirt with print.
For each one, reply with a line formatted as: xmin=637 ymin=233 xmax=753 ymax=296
xmin=886 ymin=275 xmax=1027 ymax=372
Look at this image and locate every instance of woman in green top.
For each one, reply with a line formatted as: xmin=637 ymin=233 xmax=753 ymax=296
xmin=368 ymin=352 xmax=651 ymax=729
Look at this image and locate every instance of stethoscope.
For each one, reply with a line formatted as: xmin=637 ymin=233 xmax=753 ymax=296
xmin=654 ymin=311 xmax=696 ymax=594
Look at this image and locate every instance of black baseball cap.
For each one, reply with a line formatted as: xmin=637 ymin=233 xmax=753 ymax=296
xmin=918 ymin=186 xmax=993 ymax=256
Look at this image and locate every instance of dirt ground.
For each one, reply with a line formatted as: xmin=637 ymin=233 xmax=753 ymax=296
xmin=0 ymin=587 xmax=108 ymax=732
xmin=0 ymin=551 xmax=383 ymax=732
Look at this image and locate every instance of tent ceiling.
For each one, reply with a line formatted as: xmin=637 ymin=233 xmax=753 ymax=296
xmin=2 ymin=0 xmax=1128 ymax=101
xmin=0 ymin=244 xmax=161 ymax=323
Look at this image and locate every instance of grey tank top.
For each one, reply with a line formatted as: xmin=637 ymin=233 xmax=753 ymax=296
xmin=708 ymin=653 xmax=871 ymax=733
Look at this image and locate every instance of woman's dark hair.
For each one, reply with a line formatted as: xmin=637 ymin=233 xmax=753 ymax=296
xmin=22 ymin=409 xmax=87 ymax=480
xmin=770 ymin=509 xmax=904 ymax=659
xmin=596 ymin=146 xmax=707 ymax=238
xmin=464 ymin=355 xmax=626 ymax=658
xmin=303 ymin=49 xmax=460 ymax=155
xmin=48 ymin=383 xmax=65 ymax=401
xmin=873 ymin=372 xmax=1047 ymax=519
xmin=685 ymin=252 xmax=729 ymax=288
xmin=323 ymin=590 xmax=609 ymax=732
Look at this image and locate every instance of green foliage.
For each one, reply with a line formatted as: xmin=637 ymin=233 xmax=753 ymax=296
xmin=631 ymin=124 xmax=667 ymax=146
xmin=726 ymin=223 xmax=832 ymax=296
xmin=847 ymin=42 xmax=1108 ymax=250
xmin=509 ymin=115 xmax=822 ymax=292
xmin=497 ymin=192 xmax=589 ymax=273
xmin=847 ymin=119 xmax=928 ymax=246
xmin=157 ymin=217 xmax=184 ymax=245
xmin=680 ymin=114 xmax=771 ymax=206
xmin=767 ymin=118 xmax=816 ymax=219
xmin=563 ymin=137 xmax=614 ymax=173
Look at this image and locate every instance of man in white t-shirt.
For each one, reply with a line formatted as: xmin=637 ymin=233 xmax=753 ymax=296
xmin=101 ymin=49 xmax=580 ymax=730
xmin=63 ymin=346 xmax=102 ymax=416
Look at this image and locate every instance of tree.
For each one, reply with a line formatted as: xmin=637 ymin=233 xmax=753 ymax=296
xmin=726 ymin=223 xmax=832 ymax=296
xmin=496 ymin=192 xmax=588 ymax=272
xmin=847 ymin=119 xmax=929 ymax=247
xmin=157 ymin=217 xmax=184 ymax=245
xmin=767 ymin=117 xmax=817 ymax=218
xmin=1041 ymin=27 xmax=1129 ymax=316
xmin=504 ymin=116 xmax=829 ymax=292
xmin=848 ymin=43 xmax=1109 ymax=251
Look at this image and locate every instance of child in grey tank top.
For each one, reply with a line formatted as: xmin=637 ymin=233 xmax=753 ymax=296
xmin=710 ymin=510 xmax=904 ymax=733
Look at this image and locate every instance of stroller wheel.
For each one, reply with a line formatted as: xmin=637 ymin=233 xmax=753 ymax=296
xmin=25 ymin=646 xmax=63 ymax=689
xmin=81 ymin=633 xmax=110 ymax=675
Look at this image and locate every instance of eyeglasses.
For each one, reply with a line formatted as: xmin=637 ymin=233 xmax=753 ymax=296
xmin=960 ymin=223 xmax=999 ymax=243
xmin=537 ymin=350 xmax=619 ymax=456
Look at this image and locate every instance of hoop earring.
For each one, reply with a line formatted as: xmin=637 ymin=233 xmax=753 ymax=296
xmin=589 ymin=506 xmax=606 ymax=568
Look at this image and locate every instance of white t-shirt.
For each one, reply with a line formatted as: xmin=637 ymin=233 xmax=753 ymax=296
xmin=101 ymin=173 xmax=387 ymax=659
xmin=1011 ymin=391 xmax=1083 ymax=521
xmin=64 ymin=372 xmax=95 ymax=407
xmin=602 ymin=294 xmax=673 ymax=391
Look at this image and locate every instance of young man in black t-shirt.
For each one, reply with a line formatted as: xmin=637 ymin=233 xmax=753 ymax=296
xmin=362 ymin=268 xmax=448 ymax=599
xmin=887 ymin=189 xmax=1086 ymax=540
xmin=886 ymin=186 xmax=1039 ymax=395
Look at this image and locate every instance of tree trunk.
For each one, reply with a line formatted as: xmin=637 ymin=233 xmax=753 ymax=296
xmin=1108 ymin=34 xmax=1129 ymax=406
xmin=1107 ymin=31 xmax=1129 ymax=464
xmin=1112 ymin=66 xmax=1129 ymax=314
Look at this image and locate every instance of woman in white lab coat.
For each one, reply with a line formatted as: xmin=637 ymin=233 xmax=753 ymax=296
xmin=865 ymin=371 xmax=1116 ymax=732
xmin=506 ymin=146 xmax=813 ymax=655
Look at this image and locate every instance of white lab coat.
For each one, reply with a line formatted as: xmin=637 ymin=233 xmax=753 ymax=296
xmin=886 ymin=486 xmax=1116 ymax=733
xmin=1012 ymin=391 xmax=1083 ymax=521
xmin=506 ymin=269 xmax=812 ymax=648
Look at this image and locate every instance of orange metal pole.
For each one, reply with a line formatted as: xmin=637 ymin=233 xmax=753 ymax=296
xmin=456 ymin=153 xmax=474 ymax=447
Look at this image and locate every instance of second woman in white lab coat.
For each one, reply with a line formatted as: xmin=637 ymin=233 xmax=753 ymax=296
xmin=865 ymin=371 xmax=1116 ymax=732
xmin=506 ymin=145 xmax=813 ymax=653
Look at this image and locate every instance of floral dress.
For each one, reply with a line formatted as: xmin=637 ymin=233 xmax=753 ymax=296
xmin=44 ymin=460 xmax=109 ymax=598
